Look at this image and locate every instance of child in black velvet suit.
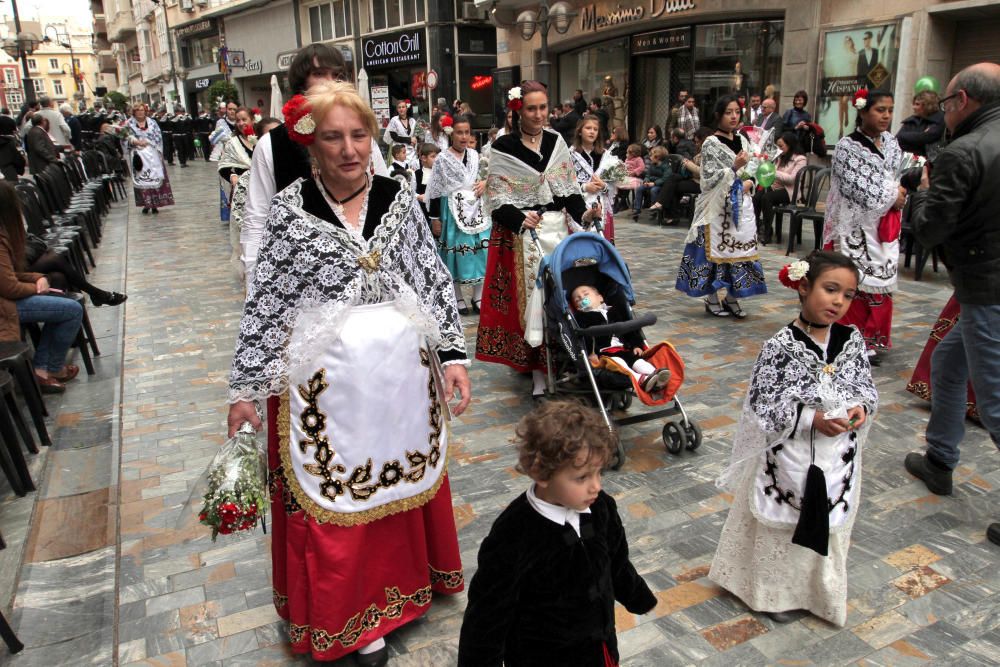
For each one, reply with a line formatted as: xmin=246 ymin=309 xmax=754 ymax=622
xmin=458 ymin=400 xmax=657 ymax=667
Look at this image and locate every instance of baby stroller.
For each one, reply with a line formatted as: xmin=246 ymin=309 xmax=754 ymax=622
xmin=534 ymin=231 xmax=702 ymax=469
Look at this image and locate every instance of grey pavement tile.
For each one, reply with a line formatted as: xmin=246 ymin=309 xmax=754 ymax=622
xmin=185 ymin=629 xmax=260 ymax=664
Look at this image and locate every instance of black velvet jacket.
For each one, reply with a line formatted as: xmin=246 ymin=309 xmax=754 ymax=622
xmin=458 ymin=491 xmax=656 ymax=666
xmin=574 ymin=307 xmax=644 ymax=356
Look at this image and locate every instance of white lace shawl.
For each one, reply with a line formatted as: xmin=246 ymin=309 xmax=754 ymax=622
xmin=483 ymin=129 xmax=582 ymax=218
xmin=424 ymin=147 xmax=479 ymax=201
xmin=126 ymin=117 xmax=163 ymax=151
xmin=572 ymin=148 xmax=621 ymax=202
xmin=386 ymin=115 xmax=416 ymax=141
xmin=228 ymin=178 xmax=467 ymax=403
xmin=684 ymin=135 xmax=747 ymax=243
xmin=823 ymin=132 xmax=901 ymax=245
xmin=718 ymin=325 xmax=879 ymax=493
xmin=218 ymin=135 xmax=253 ymax=175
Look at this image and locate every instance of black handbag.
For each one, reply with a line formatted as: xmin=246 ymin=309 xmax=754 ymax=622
xmin=132 ymin=152 xmax=144 ymax=172
xmin=24 ymin=233 xmax=48 ymax=266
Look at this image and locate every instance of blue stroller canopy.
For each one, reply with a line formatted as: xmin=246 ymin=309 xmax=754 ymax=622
xmin=541 ymin=232 xmax=634 ymax=312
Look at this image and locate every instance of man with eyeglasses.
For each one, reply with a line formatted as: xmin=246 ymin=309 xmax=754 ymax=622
xmin=241 ymin=43 xmax=388 ymax=284
xmin=903 ymin=62 xmax=1000 ymax=547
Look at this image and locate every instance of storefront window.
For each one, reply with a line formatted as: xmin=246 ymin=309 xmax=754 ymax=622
xmin=458 ymin=59 xmax=494 ymax=129
xmin=692 ymin=21 xmax=784 ymax=123
xmin=558 ymin=37 xmax=629 ymax=135
xmin=181 ymin=34 xmax=219 ymax=69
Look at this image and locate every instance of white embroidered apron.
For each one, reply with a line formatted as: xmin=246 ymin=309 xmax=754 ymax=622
xmin=521 ymin=211 xmax=568 ymax=336
xmin=283 ymin=302 xmax=447 ymax=525
xmin=446 ymin=188 xmax=491 ymax=235
xmin=705 ymin=194 xmax=760 ymax=263
xmin=132 ymin=145 xmax=164 ymax=189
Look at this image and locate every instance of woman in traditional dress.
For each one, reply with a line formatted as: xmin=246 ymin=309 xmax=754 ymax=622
xmin=427 ymin=111 xmax=450 ymax=153
xmin=476 ymin=81 xmax=600 ymax=398
xmin=226 ymin=81 xmax=471 ymax=665
xmin=384 ymin=100 xmax=418 ymax=168
xmin=675 ymin=94 xmax=766 ymax=319
xmin=124 ymin=103 xmax=174 ymax=214
xmin=906 ymin=295 xmax=978 ymax=420
xmin=823 ymin=89 xmax=906 ymax=365
xmin=571 ymin=114 xmax=618 ymax=243
xmin=427 ymin=115 xmax=490 ymax=315
xmin=211 ymin=102 xmax=239 ymax=221
xmin=710 ymin=251 xmax=878 ymax=627
xmin=219 ymin=109 xmax=279 ymax=283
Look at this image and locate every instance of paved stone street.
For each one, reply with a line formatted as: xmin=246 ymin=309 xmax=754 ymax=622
xmin=2 ymin=158 xmax=999 ymax=666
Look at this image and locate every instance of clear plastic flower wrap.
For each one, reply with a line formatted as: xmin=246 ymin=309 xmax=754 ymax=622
xmin=179 ymin=422 xmax=269 ymax=541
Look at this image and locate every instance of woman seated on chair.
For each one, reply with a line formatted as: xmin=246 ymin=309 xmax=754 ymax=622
xmin=0 ymin=181 xmax=83 ymax=394
xmin=753 ymin=131 xmax=806 ymax=245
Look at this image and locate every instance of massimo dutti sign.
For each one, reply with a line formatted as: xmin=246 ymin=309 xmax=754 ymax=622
xmin=361 ymin=30 xmax=425 ymax=69
xmin=580 ymin=0 xmax=696 ymax=32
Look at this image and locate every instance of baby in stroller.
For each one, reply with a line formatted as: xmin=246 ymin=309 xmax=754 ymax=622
xmin=571 ymin=283 xmax=672 ymax=395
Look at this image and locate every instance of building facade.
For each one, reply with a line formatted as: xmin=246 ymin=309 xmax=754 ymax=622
xmin=487 ymin=0 xmax=1000 ymax=143
xmin=0 ymin=61 xmax=23 ymax=111
xmin=2 ymin=19 xmax=101 ymax=111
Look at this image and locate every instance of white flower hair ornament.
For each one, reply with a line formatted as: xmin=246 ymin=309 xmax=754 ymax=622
xmin=779 ymin=259 xmax=811 ymax=289
xmin=507 ymin=86 xmax=524 ymax=111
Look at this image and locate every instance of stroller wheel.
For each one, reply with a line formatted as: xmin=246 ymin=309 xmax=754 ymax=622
xmin=609 ymin=392 xmax=632 ymax=412
xmin=663 ymin=421 xmax=687 ymax=455
xmin=684 ymin=421 xmax=703 ymax=451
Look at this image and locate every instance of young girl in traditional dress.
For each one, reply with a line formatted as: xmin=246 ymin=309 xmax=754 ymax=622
xmin=427 ymin=115 xmax=491 ymax=315
xmin=477 ymin=81 xmax=600 ymax=398
xmin=384 ymin=100 xmax=418 ymax=168
xmin=675 ymin=95 xmax=766 ymax=318
xmin=823 ymin=89 xmax=906 ymax=365
xmin=572 ymin=114 xmax=618 ymax=243
xmin=710 ymin=250 xmax=878 ymax=626
xmin=459 ymin=400 xmax=656 ymax=665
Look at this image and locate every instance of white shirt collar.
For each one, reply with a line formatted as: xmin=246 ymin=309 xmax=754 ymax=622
xmin=527 ymin=484 xmax=591 ymax=537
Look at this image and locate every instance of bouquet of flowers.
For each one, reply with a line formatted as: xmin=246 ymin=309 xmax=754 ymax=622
xmin=598 ymin=160 xmax=630 ymax=187
xmin=895 ymin=151 xmax=927 ymax=181
xmin=737 ymin=126 xmax=776 ymax=181
xmin=195 ymin=422 xmax=269 ymax=541
xmin=105 ymin=122 xmax=133 ymax=141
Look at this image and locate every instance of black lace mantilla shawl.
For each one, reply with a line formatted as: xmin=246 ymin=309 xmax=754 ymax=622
xmin=718 ymin=323 xmax=879 ymax=491
xmin=228 ymin=176 xmax=466 ymax=403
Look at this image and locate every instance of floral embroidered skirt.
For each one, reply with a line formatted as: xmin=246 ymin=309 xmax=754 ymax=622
xmin=675 ymin=226 xmax=767 ymax=299
xmin=476 ymin=225 xmax=545 ymax=372
xmin=133 ymin=172 xmax=174 ymax=209
xmin=438 ymin=202 xmax=489 ymax=284
xmin=906 ymin=294 xmax=978 ymax=419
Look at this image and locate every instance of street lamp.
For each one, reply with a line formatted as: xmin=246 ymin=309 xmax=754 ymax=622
xmin=150 ymin=0 xmax=181 ymax=110
xmin=509 ymin=1 xmax=576 ymax=87
xmin=43 ymin=25 xmax=80 ymax=103
xmin=1 ymin=0 xmax=40 ymax=103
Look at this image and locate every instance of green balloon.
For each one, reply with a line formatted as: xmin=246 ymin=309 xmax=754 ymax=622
xmin=193 ymin=138 xmax=202 ymax=148
xmin=756 ymin=161 xmax=776 ymax=189
xmin=914 ymin=76 xmax=941 ymax=94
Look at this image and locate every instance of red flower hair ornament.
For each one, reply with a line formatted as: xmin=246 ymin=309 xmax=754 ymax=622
xmin=282 ymin=94 xmax=316 ymax=146
xmin=440 ymin=113 xmax=454 ymax=135
xmin=852 ymin=88 xmax=869 ymax=111
xmin=778 ymin=260 xmax=810 ymax=290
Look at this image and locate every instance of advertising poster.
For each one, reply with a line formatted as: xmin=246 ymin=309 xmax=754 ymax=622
xmin=817 ymin=23 xmax=899 ymax=145
xmin=371 ymin=84 xmax=391 ymax=129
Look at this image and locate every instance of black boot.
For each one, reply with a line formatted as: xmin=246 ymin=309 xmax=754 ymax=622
xmin=987 ymin=523 xmax=1000 ymax=547
xmin=904 ymin=452 xmax=953 ymax=495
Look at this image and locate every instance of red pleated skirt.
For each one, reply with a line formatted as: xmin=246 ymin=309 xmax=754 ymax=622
xmin=265 ymin=396 xmax=465 ymax=661
xmin=839 ymin=291 xmax=893 ymax=350
xmin=905 ymin=295 xmax=979 ymax=420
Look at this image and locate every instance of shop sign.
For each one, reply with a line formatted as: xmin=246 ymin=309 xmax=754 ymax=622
xmin=245 ymin=59 xmax=263 ymax=73
xmin=227 ymin=50 xmax=246 ymax=68
xmin=176 ymin=19 xmax=215 ymax=40
xmin=581 ymin=0 xmax=695 ymax=32
xmin=426 ymin=69 xmax=439 ymax=90
xmin=194 ymin=78 xmax=212 ymax=89
xmin=277 ymin=50 xmax=297 ymax=70
xmin=631 ymin=27 xmax=690 ymax=54
xmin=362 ymin=30 xmax=424 ymax=68
xmin=371 ymin=84 xmax=391 ymax=128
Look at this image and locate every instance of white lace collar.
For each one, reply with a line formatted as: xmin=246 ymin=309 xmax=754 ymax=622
xmin=527 ymin=484 xmax=591 ymax=537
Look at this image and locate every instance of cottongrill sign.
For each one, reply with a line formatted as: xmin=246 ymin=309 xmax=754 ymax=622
xmin=362 ymin=30 xmax=425 ymax=68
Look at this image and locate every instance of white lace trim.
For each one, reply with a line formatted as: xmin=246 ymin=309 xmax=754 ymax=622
xmin=229 ymin=177 xmax=466 ymax=403
xmin=684 ymin=135 xmax=747 ymax=244
xmin=717 ymin=326 xmax=878 ymax=492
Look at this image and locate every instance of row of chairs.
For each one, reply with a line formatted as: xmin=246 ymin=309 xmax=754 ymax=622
xmin=773 ymin=165 xmax=831 ymax=256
